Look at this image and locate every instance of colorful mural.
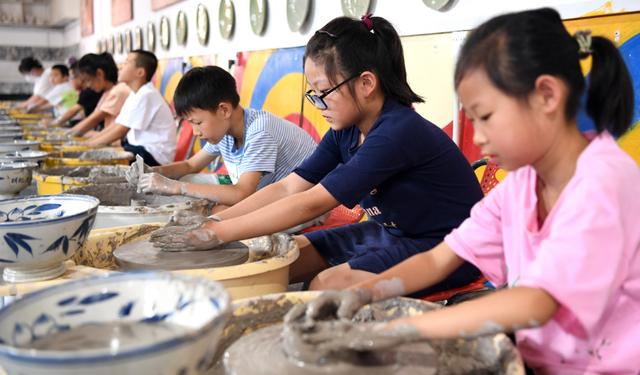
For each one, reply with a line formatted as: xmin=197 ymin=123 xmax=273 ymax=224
xmin=150 ymin=9 xmax=640 ymax=166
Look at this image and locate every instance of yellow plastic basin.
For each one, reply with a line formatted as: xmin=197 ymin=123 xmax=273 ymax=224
xmin=79 ymin=224 xmax=300 ymax=300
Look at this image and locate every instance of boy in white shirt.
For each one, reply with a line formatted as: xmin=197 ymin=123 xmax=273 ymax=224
xmin=85 ymin=50 xmax=177 ymax=166
xmin=15 ymin=57 xmax=54 ymax=111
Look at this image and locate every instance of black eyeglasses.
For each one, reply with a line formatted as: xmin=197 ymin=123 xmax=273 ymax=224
xmin=304 ymin=73 xmax=361 ymax=110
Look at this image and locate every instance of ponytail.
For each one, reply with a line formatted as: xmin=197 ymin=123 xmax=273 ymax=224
xmin=585 ymin=36 xmax=634 ymax=137
xmin=305 ymin=16 xmax=423 ymax=107
xmin=455 ymin=7 xmax=634 ymax=137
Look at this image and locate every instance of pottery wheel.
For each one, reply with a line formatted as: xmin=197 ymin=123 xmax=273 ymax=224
xmin=222 ymin=324 xmax=437 ymax=375
xmin=114 ymin=239 xmax=249 ymax=270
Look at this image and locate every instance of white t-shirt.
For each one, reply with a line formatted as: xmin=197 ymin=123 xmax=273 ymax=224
xmin=44 ymin=81 xmax=76 ymax=117
xmin=115 ymin=82 xmax=177 ymax=165
xmin=32 ymin=68 xmax=54 ymax=97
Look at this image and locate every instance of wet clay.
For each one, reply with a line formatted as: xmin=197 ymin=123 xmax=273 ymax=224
xmin=65 ymin=183 xmax=203 ymax=206
xmin=73 ymin=150 xmax=134 ymax=160
xmin=212 ymin=298 xmax=521 ymax=375
xmin=39 ymin=166 xmax=129 ymax=183
xmin=223 ymin=324 xmax=438 ymax=375
xmin=114 ymin=238 xmax=250 ymax=270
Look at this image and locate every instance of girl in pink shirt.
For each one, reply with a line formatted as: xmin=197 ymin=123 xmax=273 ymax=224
xmin=288 ymin=8 xmax=640 ymax=374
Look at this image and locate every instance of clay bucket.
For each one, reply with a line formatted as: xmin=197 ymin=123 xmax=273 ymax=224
xmin=64 ymin=183 xmax=213 ymax=229
xmin=78 ymin=223 xmax=300 ymax=300
xmin=33 ymin=165 xmax=130 ymax=195
xmin=44 ymin=150 xmax=134 ymax=168
xmin=209 ymin=292 xmax=527 ymax=374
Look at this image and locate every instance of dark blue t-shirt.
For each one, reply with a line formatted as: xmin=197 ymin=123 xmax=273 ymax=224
xmin=294 ymin=99 xmax=483 ymax=240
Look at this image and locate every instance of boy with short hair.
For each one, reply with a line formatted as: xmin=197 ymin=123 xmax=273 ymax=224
xmin=85 ymin=50 xmax=176 ymax=166
xmin=15 ymin=56 xmax=54 ymax=111
xmin=133 ymin=65 xmax=317 ymax=210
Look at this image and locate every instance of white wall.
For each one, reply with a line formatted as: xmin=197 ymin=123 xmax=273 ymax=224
xmin=0 ymin=20 xmax=81 ymax=86
xmin=81 ymin=0 xmax=640 ymax=61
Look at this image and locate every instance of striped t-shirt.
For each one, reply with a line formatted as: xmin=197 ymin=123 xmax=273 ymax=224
xmin=203 ymin=108 xmax=316 ymax=189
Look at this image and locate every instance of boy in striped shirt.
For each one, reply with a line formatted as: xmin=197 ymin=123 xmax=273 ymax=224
xmin=136 ymin=66 xmax=317 ymax=212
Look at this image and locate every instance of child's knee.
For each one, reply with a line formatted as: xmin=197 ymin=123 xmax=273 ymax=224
xmin=309 ymin=265 xmax=359 ymax=290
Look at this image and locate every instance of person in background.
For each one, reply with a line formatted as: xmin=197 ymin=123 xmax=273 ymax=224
xmin=130 ymin=65 xmax=317 ymax=211
xmin=67 ymin=53 xmax=130 ymax=136
xmin=84 ymin=50 xmax=176 ymax=167
xmin=286 ymin=8 xmax=640 ymax=375
xmin=43 ymin=61 xmax=102 ymax=128
xmin=31 ymin=64 xmax=77 ymax=117
xmin=15 ymin=56 xmax=54 ymax=111
xmin=149 ymin=16 xmax=483 ymax=293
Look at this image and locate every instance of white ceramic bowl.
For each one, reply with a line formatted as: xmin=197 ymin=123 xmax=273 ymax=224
xmin=0 ymin=140 xmax=39 ymax=152
xmin=0 ymin=194 xmax=99 ymax=283
xmin=0 ymin=162 xmax=38 ymax=198
xmin=0 ymin=150 xmax=48 ymax=163
xmin=0 ymin=133 xmax=22 ymax=141
xmin=0 ymin=272 xmax=231 ymax=375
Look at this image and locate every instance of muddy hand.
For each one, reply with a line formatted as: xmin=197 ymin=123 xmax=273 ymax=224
xmin=284 ymin=289 xmax=373 ymax=324
xmin=138 ymin=173 xmax=185 ymax=195
xmin=165 ymin=210 xmax=210 ymax=227
xmin=125 ymin=160 xmax=152 ymax=186
xmin=305 ymin=321 xmax=422 ymax=352
xmin=149 ymin=220 xmax=223 ymax=251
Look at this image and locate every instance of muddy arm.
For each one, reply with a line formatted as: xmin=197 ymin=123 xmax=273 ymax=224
xmin=392 ymin=286 xmax=558 ymax=339
xmin=350 ymin=242 xmax=466 ymax=301
xmin=216 ymin=173 xmax=314 ymax=220
xmin=210 ymin=181 xmax=336 ymax=241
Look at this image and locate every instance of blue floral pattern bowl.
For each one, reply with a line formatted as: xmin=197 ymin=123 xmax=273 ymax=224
xmin=0 ymin=194 xmax=99 ymax=283
xmin=0 ymin=272 xmax=231 ymax=375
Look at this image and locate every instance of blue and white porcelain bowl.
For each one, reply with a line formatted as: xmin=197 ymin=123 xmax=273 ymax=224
xmin=0 ymin=272 xmax=231 ymax=375
xmin=0 ymin=162 xmax=38 ymax=198
xmin=0 ymin=195 xmax=99 ymax=283
xmin=0 ymin=140 xmax=40 ymax=153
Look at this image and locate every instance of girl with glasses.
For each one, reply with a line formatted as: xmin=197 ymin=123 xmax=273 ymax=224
xmin=150 ymin=15 xmax=484 ymax=294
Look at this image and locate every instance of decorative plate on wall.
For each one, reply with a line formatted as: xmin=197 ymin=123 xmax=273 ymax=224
xmin=422 ymin=0 xmax=455 ymax=11
xmin=147 ymin=21 xmax=156 ymax=52
xmin=124 ymin=28 xmax=132 ymax=52
xmin=116 ymin=32 xmax=124 ymax=54
xmin=196 ymin=3 xmax=209 ymax=45
xmin=107 ymin=35 xmax=115 ymax=54
xmin=176 ymin=10 xmax=188 ymax=46
xmin=286 ymin=0 xmax=311 ymax=32
xmin=249 ymin=0 xmax=267 ymax=36
xmin=218 ymin=0 xmax=235 ymax=40
xmin=341 ymin=0 xmax=371 ymax=18
xmin=160 ymin=15 xmax=170 ymax=50
xmin=134 ymin=26 xmax=143 ymax=50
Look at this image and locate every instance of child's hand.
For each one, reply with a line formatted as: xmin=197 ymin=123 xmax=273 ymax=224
xmin=138 ymin=173 xmax=185 ymax=195
xmin=282 ymin=320 xmax=425 ymax=364
xmin=149 ymin=219 xmax=223 ymax=251
xmin=284 ymin=289 xmax=373 ymax=324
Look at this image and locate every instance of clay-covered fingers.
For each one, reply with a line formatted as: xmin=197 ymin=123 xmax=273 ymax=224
xmin=139 ymin=173 xmax=183 ymax=195
xmin=150 ymin=222 xmax=223 ymax=252
xmin=284 ymin=289 xmax=373 ymax=324
xmin=166 ymin=210 xmax=208 ymax=227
